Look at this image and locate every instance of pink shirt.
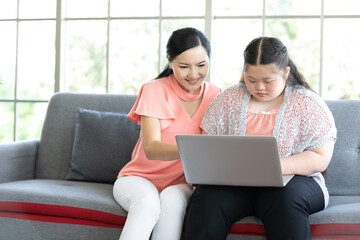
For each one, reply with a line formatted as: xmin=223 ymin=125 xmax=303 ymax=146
xmin=245 ymin=106 xmax=279 ymax=136
xmin=118 ymin=75 xmax=221 ymax=192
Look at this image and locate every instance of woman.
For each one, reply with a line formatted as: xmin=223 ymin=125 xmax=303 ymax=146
xmin=113 ymin=27 xmax=221 ymax=240
xmin=184 ymin=37 xmax=336 ymax=240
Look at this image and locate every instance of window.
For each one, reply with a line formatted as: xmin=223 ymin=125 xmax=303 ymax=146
xmin=1 ymin=0 xmax=360 ymax=143
xmin=0 ymin=0 xmax=56 ymax=142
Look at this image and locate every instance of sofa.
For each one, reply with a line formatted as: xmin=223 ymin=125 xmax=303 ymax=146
xmin=0 ymin=92 xmax=359 ymax=240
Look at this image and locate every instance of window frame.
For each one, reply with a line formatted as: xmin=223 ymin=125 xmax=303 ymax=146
xmin=1 ymin=0 xmax=360 ymax=142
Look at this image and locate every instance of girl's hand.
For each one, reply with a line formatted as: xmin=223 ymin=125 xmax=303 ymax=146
xmin=281 ymin=140 xmax=335 ymax=176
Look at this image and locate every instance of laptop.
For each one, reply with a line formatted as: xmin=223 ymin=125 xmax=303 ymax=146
xmin=175 ymin=135 xmax=294 ymax=187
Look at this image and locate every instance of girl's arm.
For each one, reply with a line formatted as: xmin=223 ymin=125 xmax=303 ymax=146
xmin=280 ymin=140 xmax=335 ymax=175
xmin=141 ymin=115 xmax=180 ymax=161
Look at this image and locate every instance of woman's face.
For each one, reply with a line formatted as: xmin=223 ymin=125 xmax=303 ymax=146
xmin=170 ymin=46 xmax=209 ymax=94
xmin=244 ymin=63 xmax=289 ymax=104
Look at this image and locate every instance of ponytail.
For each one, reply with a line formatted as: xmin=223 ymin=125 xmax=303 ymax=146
xmin=287 ymin=59 xmax=312 ymax=90
xmin=155 ymin=64 xmax=173 ymax=79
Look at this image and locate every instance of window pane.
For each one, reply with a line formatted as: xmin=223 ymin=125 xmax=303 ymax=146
xmin=325 ymin=0 xmax=360 ymax=15
xmin=162 ymin=0 xmax=205 ymax=16
xmin=0 ymin=103 xmax=14 ymax=143
xmin=17 ymin=102 xmax=47 ymax=141
xmin=64 ymin=20 xmax=107 ymax=93
xmin=0 ymin=22 xmax=16 ymax=99
xmin=111 ymin=0 xmax=159 ymax=17
xmin=213 ymin=0 xmax=263 ymax=16
xmin=323 ymin=19 xmax=360 ymax=99
xmin=17 ymin=21 xmax=55 ymax=100
xmin=212 ymin=19 xmax=262 ymax=89
xmin=265 ymin=19 xmax=321 ymax=91
xmin=109 ymin=20 xmax=159 ymax=94
xmin=160 ymin=20 xmax=205 ymax=70
xmin=66 ymin=0 xmax=108 ymax=18
xmin=0 ymin=0 xmax=17 ymax=19
xmin=19 ymin=0 xmax=56 ymax=19
xmin=266 ymin=0 xmax=321 ymax=15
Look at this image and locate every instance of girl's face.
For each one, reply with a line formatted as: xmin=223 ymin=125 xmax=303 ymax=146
xmin=244 ymin=64 xmax=290 ymax=104
xmin=169 ymin=46 xmax=209 ymax=94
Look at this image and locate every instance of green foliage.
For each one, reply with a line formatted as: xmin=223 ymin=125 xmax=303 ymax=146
xmin=68 ymin=35 xmax=106 ymax=92
xmin=17 ymin=102 xmax=47 ymax=141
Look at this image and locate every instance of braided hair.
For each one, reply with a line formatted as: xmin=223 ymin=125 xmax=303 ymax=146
xmin=241 ymin=37 xmax=312 ymax=90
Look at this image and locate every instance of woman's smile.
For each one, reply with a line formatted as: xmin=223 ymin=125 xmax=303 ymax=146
xmin=186 ymin=78 xmax=200 ymax=85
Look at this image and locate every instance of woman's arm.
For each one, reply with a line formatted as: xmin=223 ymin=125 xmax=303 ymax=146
xmin=280 ymin=140 xmax=335 ymax=176
xmin=141 ymin=115 xmax=180 ymax=161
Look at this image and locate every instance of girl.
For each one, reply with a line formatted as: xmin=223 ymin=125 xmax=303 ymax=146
xmin=184 ymin=37 xmax=336 ymax=240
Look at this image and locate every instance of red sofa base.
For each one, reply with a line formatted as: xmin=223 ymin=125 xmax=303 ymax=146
xmin=1 ymin=202 xmax=359 ymax=239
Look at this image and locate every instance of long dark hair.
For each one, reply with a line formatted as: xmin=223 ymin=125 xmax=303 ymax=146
xmin=155 ymin=27 xmax=211 ymax=79
xmin=240 ymin=37 xmax=312 ymax=90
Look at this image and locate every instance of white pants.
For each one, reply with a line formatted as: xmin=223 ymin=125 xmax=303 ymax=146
xmin=113 ymin=176 xmax=193 ymax=240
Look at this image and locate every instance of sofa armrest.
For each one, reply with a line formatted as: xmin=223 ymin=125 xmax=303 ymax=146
xmin=0 ymin=139 xmax=39 ymax=183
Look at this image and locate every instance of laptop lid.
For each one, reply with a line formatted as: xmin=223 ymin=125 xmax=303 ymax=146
xmin=175 ymin=134 xmax=294 ymax=187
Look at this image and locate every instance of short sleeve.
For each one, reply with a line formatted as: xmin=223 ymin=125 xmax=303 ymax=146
xmin=202 ymin=85 xmax=246 ymax=135
xmin=283 ymin=90 xmax=337 ymax=153
xmin=304 ymin=96 xmax=337 ymax=150
xmin=202 ymin=89 xmax=231 ymax=135
xmin=127 ymin=80 xmax=176 ymax=127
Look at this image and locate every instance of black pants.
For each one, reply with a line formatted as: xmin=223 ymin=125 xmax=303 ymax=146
xmin=184 ymin=176 xmax=325 ymax=240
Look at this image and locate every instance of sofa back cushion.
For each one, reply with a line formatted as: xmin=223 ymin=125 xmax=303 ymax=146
xmin=36 ymin=95 xmax=360 ymax=195
xmin=36 ymin=93 xmax=138 ymax=180
xmin=66 ymin=108 xmax=140 ymax=183
xmin=325 ymin=100 xmax=360 ymax=196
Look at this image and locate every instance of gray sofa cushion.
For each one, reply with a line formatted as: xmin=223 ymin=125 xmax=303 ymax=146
xmin=0 ymin=179 xmax=126 ymax=240
xmin=310 ymin=196 xmax=360 ymax=224
xmin=0 ymin=218 xmax=121 ymax=240
xmin=66 ymin=108 xmax=139 ymax=183
xmin=0 ymin=179 xmax=126 ymax=215
xmin=36 ymin=93 xmax=138 ymax=180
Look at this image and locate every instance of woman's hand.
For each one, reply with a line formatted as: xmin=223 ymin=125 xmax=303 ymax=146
xmin=280 ymin=140 xmax=335 ymax=176
xmin=141 ymin=116 xmax=180 ymax=161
